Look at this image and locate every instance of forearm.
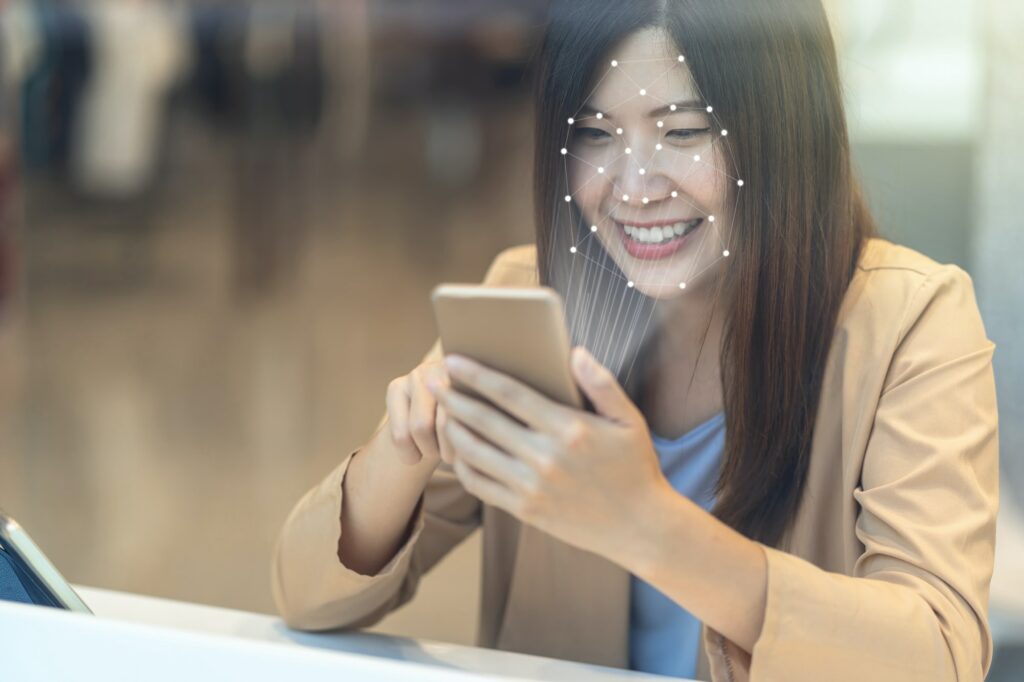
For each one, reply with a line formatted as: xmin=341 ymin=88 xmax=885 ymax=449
xmin=619 ymin=482 xmax=768 ymax=653
xmin=337 ymin=428 xmax=436 ymax=576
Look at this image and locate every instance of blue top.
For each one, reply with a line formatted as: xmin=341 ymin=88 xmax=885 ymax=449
xmin=629 ymin=411 xmax=725 ymax=679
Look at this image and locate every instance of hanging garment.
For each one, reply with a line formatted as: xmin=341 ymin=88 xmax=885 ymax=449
xmin=70 ymin=0 xmax=189 ymax=198
xmin=19 ymin=0 xmax=91 ymax=170
xmin=0 ymin=0 xmax=43 ymax=88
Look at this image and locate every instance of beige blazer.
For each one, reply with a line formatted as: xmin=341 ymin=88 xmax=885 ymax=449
xmin=271 ymin=238 xmax=998 ymax=682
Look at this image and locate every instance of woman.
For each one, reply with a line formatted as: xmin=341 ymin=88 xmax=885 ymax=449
xmin=271 ymin=1 xmax=998 ymax=680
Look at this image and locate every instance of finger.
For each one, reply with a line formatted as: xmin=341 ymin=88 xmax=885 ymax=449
xmin=444 ymin=355 xmax=569 ymax=432
xmin=385 ymin=378 xmax=421 ymax=465
xmin=571 ymin=347 xmax=638 ymax=424
xmin=437 ymin=405 xmax=457 ymax=466
xmin=445 ymin=418 xmax=533 ymax=493
xmin=434 ymin=386 xmax=540 ymax=464
xmin=453 ymin=454 xmax=521 ymax=516
xmin=408 ymin=371 xmax=442 ymax=463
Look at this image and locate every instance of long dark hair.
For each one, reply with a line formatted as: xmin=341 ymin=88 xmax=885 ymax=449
xmin=533 ymin=0 xmax=875 ymax=547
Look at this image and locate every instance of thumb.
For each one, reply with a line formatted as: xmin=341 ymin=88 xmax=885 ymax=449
xmin=571 ymin=347 xmax=637 ymax=423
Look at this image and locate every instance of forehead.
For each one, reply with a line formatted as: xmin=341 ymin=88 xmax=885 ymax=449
xmin=587 ymin=27 xmax=700 ymax=113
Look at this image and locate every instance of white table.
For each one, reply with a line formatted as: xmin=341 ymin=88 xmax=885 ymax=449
xmin=0 ymin=585 xmax=682 ymax=681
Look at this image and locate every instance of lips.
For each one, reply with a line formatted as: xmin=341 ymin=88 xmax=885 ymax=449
xmin=617 ymin=219 xmax=705 ymax=260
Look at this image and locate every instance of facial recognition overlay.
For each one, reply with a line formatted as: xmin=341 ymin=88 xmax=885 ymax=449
xmin=543 ymin=29 xmax=743 ymax=391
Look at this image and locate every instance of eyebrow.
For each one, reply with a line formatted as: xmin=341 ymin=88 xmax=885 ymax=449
xmin=578 ymin=99 xmax=706 ymax=121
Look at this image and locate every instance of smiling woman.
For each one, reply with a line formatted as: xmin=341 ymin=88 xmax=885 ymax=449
xmin=271 ymin=2 xmax=998 ymax=681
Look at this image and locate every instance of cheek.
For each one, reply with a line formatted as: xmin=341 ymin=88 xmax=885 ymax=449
xmin=567 ymin=157 xmax=612 ymax=217
xmin=681 ymin=164 xmax=725 ymax=208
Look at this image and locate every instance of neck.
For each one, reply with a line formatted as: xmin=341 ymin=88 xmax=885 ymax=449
xmin=652 ymin=276 xmax=725 ymax=354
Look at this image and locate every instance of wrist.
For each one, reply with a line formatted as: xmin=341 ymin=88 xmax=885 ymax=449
xmin=366 ymin=427 xmax=438 ymax=487
xmin=613 ymin=477 xmax=691 ymax=576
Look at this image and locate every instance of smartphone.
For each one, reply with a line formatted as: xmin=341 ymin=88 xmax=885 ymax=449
xmin=431 ymin=284 xmax=584 ymax=410
xmin=0 ymin=511 xmax=92 ymax=613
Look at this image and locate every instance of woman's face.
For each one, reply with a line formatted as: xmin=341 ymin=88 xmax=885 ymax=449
xmin=566 ymin=27 xmax=736 ymax=300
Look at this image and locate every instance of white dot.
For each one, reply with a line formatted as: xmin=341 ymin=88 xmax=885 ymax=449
xmin=568 ymin=117 xmax=575 ymax=125
xmin=616 ymin=127 xmax=624 ymax=135
xmin=590 ymin=225 xmax=598 ymax=232
xmin=564 ymin=195 xmax=572 ymax=202
xmin=627 ymin=281 xmax=635 ymax=288
xmin=693 ymin=154 xmax=701 ymax=162
xmin=611 ymin=59 xmax=618 ymax=67
xmin=596 ymin=113 xmax=604 ymax=120
xmin=708 ymin=215 xmax=716 ymax=222
xmin=597 ymin=166 xmax=605 ymax=174
xmin=737 ymin=179 xmax=745 ymax=187
xmin=670 ymin=104 xmax=677 ymax=112
xmin=721 ymin=129 xmax=728 ymax=136
xmin=655 ymin=143 xmax=663 ymax=151
xmin=570 ymin=246 xmax=577 ymax=254
xmin=625 ymin=147 xmax=632 ymax=154
xmin=622 ymin=194 xmax=630 ymax=201
xmin=678 ymin=55 xmax=685 ymax=63
xmin=679 ymin=282 xmax=687 ymax=289
xmin=638 ymin=168 xmax=646 ymax=175
xmin=723 ymin=250 xmax=730 ymax=257
xmin=706 ymin=106 xmax=713 ymax=113
xmin=560 ymin=148 xmax=567 ymax=155
xmin=657 ymin=120 xmax=664 ymax=128
xmin=639 ymin=89 xmax=647 ymax=96
xmin=671 ymin=190 xmax=678 ymax=198
xmin=642 ymin=197 xmax=650 ymax=204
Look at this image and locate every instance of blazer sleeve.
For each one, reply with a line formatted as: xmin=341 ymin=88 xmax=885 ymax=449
xmin=271 ymin=245 xmax=537 ymax=631
xmin=705 ymin=264 xmax=999 ymax=682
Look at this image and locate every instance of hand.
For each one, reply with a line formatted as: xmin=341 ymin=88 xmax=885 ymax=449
xmin=427 ymin=347 xmax=670 ymax=559
xmin=382 ymin=359 xmax=457 ymax=467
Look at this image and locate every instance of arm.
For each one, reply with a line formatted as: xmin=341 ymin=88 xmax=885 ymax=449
xmin=627 ymin=265 xmax=998 ymax=681
xmin=270 ymin=245 xmax=537 ymax=630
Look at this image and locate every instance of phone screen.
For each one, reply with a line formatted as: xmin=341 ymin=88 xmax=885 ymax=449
xmin=0 ymin=542 xmax=62 ymax=609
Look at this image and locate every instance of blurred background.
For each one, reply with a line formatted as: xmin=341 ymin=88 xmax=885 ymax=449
xmin=0 ymin=0 xmax=1021 ymax=678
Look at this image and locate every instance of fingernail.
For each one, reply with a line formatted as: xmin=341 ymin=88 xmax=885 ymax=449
xmin=445 ymin=355 xmax=468 ymax=373
xmin=573 ymin=347 xmax=592 ymax=376
xmin=426 ymin=378 xmax=442 ymax=395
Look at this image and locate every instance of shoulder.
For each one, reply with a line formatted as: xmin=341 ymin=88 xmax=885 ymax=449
xmin=481 ymin=244 xmax=539 ymax=286
xmin=840 ymin=238 xmax=992 ymax=384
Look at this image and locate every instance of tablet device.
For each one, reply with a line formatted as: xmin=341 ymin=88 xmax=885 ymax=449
xmin=430 ymin=284 xmax=584 ymax=410
xmin=0 ymin=511 xmax=92 ymax=613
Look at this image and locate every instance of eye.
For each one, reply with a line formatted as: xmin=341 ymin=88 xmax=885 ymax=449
xmin=667 ymin=128 xmax=711 ymax=142
xmin=572 ymin=127 xmax=613 ymax=142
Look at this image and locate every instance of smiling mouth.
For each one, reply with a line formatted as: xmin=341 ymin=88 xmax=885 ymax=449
xmin=618 ymin=218 xmax=703 ymax=245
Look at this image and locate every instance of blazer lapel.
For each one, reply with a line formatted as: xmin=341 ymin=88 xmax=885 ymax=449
xmin=495 ymin=523 xmax=630 ymax=669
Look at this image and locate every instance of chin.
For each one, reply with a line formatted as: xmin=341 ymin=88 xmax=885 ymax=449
xmin=631 ymin=279 xmax=686 ymax=300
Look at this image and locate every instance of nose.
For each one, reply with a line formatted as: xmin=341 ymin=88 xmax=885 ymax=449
xmin=610 ymin=148 xmax=675 ymax=208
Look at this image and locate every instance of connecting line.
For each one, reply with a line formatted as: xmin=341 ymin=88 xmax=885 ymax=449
xmin=559 ymin=51 xmax=745 ymax=301
xmin=611 ymin=56 xmax=685 ymax=64
xmin=584 ymin=89 xmax=643 ymax=120
xmin=682 ymin=206 xmax=715 ymax=284
xmin=575 ymin=67 xmax=614 ymax=120
xmin=570 ymin=225 xmax=600 ymax=251
xmin=562 ymin=150 xmax=630 ymax=200
xmin=687 ymin=249 xmax=731 ymax=283
xmin=613 ymin=60 xmax=680 ymax=99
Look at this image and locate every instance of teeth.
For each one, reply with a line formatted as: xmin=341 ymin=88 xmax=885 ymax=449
xmin=622 ymin=220 xmax=700 ymax=245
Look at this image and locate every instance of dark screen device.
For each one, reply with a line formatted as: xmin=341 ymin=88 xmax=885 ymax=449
xmin=0 ymin=511 xmax=92 ymax=613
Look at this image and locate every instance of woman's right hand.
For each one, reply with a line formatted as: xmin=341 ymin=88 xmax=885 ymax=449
xmin=382 ymin=359 xmax=456 ymax=467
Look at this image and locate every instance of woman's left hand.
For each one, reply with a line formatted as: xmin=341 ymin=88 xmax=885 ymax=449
xmin=427 ymin=346 xmax=670 ymax=560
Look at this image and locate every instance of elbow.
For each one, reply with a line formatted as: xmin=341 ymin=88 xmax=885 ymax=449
xmin=927 ymin=598 xmax=991 ymax=682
